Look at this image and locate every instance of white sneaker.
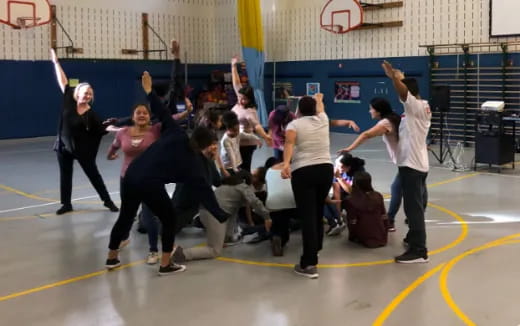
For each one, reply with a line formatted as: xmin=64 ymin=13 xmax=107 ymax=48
xmin=146 ymin=252 xmax=159 ymax=265
xmin=327 ymin=224 xmax=342 ymax=236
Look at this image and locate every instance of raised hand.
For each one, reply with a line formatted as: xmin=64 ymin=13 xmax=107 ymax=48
xmin=313 ymin=92 xmax=324 ymax=103
xmin=231 ymin=55 xmax=239 ymax=65
xmin=382 ymin=60 xmax=394 ymax=78
xmin=184 ymin=97 xmax=194 ymax=112
xmin=50 ymin=48 xmax=58 ymax=64
xmin=141 ymin=71 xmax=152 ymax=94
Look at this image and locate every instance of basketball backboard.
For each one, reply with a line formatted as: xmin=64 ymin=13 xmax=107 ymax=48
xmin=0 ymin=0 xmax=51 ymax=28
xmin=320 ymin=0 xmax=364 ymax=34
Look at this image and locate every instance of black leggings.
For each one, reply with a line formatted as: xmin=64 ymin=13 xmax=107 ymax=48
xmin=239 ymin=145 xmax=257 ymax=172
xmin=57 ymin=150 xmax=112 ymax=205
xmin=109 ymin=179 xmax=176 ymax=252
xmin=291 ymin=163 xmax=333 ymax=268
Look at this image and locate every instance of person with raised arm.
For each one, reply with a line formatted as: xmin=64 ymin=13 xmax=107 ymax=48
xmin=50 ymin=49 xmax=118 ymax=215
xmin=105 ymin=71 xmax=228 ymax=276
xmin=281 ymin=93 xmax=334 ymax=279
xmin=230 ymin=55 xmax=272 ymax=171
xmin=381 ymin=60 xmax=431 ymax=263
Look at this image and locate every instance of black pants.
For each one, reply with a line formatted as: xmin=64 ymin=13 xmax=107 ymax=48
xmin=239 ymin=145 xmax=257 ymax=172
xmin=270 ymin=209 xmax=297 ymax=246
xmin=109 ymin=175 xmax=226 ymax=252
xmin=399 ymin=166 xmax=428 ymax=252
xmin=57 ymin=150 xmax=112 ymax=206
xmin=109 ymin=178 xmax=177 ymax=252
xmin=291 ymin=163 xmax=334 ymax=268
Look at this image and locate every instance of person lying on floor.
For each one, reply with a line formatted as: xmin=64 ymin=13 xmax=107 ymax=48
xmin=171 ymin=171 xmax=271 ymax=262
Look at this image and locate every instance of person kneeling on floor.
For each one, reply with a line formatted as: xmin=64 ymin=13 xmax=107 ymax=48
xmin=172 ymin=171 xmax=271 ymax=262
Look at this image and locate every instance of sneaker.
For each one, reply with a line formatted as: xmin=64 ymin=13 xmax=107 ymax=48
xmin=105 ymin=258 xmax=121 ymax=270
xmin=326 ymin=224 xmax=342 ymax=236
xmin=158 ymin=263 xmax=186 ymax=276
xmin=395 ymin=249 xmax=429 ymax=264
xmin=271 ymin=236 xmax=283 ymax=257
xmin=104 ymin=201 xmax=119 ymax=212
xmin=118 ymin=239 xmax=130 ymax=250
xmin=387 ymin=221 xmax=396 ymax=232
xmin=56 ymin=204 xmax=73 ymax=215
xmin=294 ymin=264 xmax=319 ymax=279
xmin=171 ymin=246 xmax=186 ymax=263
xmin=146 ymin=252 xmax=159 ymax=265
xmin=339 ymin=222 xmax=347 ymax=232
xmin=224 ymin=234 xmax=243 ymax=247
xmin=245 ymin=233 xmax=268 ymax=244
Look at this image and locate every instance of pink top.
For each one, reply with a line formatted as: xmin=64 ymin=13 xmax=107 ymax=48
xmin=109 ymin=124 xmax=161 ymax=176
xmin=232 ymin=104 xmax=260 ymax=146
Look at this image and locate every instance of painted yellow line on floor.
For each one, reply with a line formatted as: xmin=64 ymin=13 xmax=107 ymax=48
xmin=372 ymin=262 xmax=445 ymax=326
xmin=439 ymin=234 xmax=520 ymax=326
xmin=426 ymin=173 xmax=480 ymax=188
xmin=0 ymin=184 xmax=57 ymax=203
xmin=0 ymin=209 xmax=112 ymax=222
xmin=0 ymin=259 xmax=146 ymax=302
xmin=217 ymin=202 xmax=467 ymax=268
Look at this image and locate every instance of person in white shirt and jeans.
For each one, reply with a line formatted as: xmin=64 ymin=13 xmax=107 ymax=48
xmin=382 ymin=60 xmax=431 ymax=264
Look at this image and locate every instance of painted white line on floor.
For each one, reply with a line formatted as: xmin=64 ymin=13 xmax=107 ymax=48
xmin=0 ymin=192 xmax=119 ymax=214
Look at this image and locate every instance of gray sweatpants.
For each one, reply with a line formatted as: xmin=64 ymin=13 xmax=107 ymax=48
xmin=183 ymin=209 xmax=228 ymax=260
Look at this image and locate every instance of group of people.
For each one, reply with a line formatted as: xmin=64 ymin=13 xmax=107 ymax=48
xmin=49 ymin=40 xmax=431 ymax=279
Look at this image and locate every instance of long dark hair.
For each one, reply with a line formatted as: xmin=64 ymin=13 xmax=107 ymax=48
xmin=370 ymin=97 xmax=400 ymax=139
xmin=239 ymin=86 xmax=256 ymax=108
xmin=352 ymin=171 xmax=374 ymax=193
xmin=339 ymin=153 xmax=366 ymax=177
xmin=221 ymin=170 xmax=252 ymax=186
xmin=271 ymin=105 xmax=294 ymax=141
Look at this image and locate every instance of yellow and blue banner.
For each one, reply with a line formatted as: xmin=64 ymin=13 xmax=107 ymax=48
xmin=237 ymin=0 xmax=267 ymax=126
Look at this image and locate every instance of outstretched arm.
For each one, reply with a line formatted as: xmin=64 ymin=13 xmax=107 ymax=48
xmin=231 ymin=55 xmax=242 ymax=97
xmin=50 ymin=49 xmax=67 ymax=93
xmin=382 ymin=60 xmax=408 ymax=102
xmin=330 ymin=119 xmax=360 ymax=132
xmin=337 ymin=123 xmax=388 ymax=153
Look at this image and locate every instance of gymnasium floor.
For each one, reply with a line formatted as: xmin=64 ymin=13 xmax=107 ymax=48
xmin=0 ymin=133 xmax=519 ymax=326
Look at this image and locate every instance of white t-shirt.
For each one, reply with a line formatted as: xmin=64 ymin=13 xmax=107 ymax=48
xmin=377 ymin=118 xmax=399 ymax=164
xmin=286 ymin=112 xmax=332 ymax=172
xmin=396 ymin=92 xmax=432 ymax=172
xmin=265 ymin=168 xmax=296 ymax=210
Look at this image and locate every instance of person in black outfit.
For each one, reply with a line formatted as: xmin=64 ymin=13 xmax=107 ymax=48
xmin=50 ymin=49 xmax=118 ymax=215
xmin=105 ymin=71 xmax=229 ymax=276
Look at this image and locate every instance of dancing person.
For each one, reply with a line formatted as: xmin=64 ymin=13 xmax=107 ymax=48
xmin=281 ymin=93 xmax=333 ymax=279
xmin=50 ymin=49 xmax=118 ymax=215
xmin=381 ymin=60 xmax=431 ymax=263
xmin=230 ymin=55 xmax=272 ymax=171
xmin=105 ymin=71 xmax=228 ymax=275
xmin=338 ymin=97 xmax=402 ymax=231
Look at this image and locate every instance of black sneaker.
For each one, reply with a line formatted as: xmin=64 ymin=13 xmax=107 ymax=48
xmin=387 ymin=221 xmax=396 ymax=232
xmin=395 ymin=250 xmax=429 ymax=264
xmin=294 ymin=264 xmax=319 ymax=279
xmin=56 ymin=204 xmax=73 ymax=215
xmin=105 ymin=258 xmax=121 ymax=270
xmin=271 ymin=236 xmax=283 ymax=257
xmin=171 ymin=246 xmax=187 ymax=263
xmin=158 ymin=263 xmax=186 ymax=276
xmin=104 ymin=201 xmax=119 ymax=212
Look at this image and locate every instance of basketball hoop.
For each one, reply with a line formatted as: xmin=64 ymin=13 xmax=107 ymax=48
xmin=14 ymin=16 xmax=41 ymax=29
xmin=14 ymin=16 xmax=41 ymax=40
xmin=322 ymin=24 xmax=344 ymax=34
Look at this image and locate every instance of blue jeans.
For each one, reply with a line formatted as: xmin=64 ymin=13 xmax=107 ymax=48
xmin=323 ymin=203 xmax=340 ymax=227
xmin=273 ymin=149 xmax=284 ymax=162
xmin=387 ymin=173 xmax=402 ymax=222
xmin=141 ymin=204 xmax=161 ymax=252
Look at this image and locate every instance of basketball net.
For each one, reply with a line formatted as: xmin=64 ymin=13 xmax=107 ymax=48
xmin=16 ymin=17 xmax=41 ymax=40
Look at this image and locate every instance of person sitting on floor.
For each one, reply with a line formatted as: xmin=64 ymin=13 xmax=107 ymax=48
xmin=343 ymin=171 xmax=388 ymax=248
